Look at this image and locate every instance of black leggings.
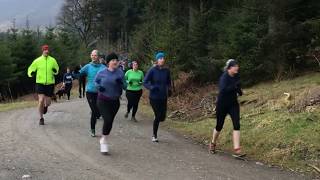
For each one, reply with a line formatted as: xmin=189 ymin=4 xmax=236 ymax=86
xmin=65 ymin=84 xmax=72 ymax=100
xmin=79 ymin=79 xmax=86 ymax=97
xmin=126 ymin=90 xmax=143 ymax=117
xmin=97 ymin=99 xmax=120 ymax=136
xmin=150 ymin=99 xmax=167 ymax=138
xmin=215 ymin=103 xmax=240 ymax=131
xmin=86 ymin=92 xmax=100 ymax=130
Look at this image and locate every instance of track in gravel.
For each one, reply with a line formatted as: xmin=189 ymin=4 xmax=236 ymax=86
xmin=0 ymin=99 xmax=310 ymax=180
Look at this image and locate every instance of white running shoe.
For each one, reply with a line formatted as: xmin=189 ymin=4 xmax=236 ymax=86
xmin=100 ymin=138 xmax=109 ymax=154
xmin=152 ymin=136 xmax=159 ymax=143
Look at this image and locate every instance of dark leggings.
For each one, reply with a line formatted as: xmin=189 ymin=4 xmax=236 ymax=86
xmin=79 ymin=79 xmax=86 ymax=97
xmin=215 ymin=102 xmax=240 ymax=131
xmin=65 ymin=84 xmax=72 ymax=100
xmin=86 ymin=92 xmax=100 ymax=130
xmin=126 ymin=90 xmax=143 ymax=117
xmin=150 ymin=99 xmax=167 ymax=138
xmin=97 ymin=99 xmax=120 ymax=135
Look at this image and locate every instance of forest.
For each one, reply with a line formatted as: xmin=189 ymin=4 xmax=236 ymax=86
xmin=0 ymin=0 xmax=319 ymax=100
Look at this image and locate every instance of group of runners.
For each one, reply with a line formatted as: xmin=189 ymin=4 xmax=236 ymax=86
xmin=27 ymin=45 xmax=245 ymax=157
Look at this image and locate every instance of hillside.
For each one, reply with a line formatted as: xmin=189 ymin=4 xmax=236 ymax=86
xmin=143 ymin=72 xmax=320 ymax=176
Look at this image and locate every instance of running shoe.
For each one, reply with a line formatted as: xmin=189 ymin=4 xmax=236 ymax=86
xmin=100 ymin=137 xmax=109 ymax=155
xmin=131 ymin=117 xmax=138 ymax=122
xmin=90 ymin=129 xmax=96 ymax=137
xmin=124 ymin=112 xmax=129 ymax=118
xmin=152 ymin=136 xmax=159 ymax=143
xmin=39 ymin=118 xmax=45 ymax=125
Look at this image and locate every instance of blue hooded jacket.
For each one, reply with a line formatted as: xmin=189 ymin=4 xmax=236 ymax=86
xmin=144 ymin=65 xmax=171 ymax=100
xmin=80 ymin=62 xmax=106 ymax=93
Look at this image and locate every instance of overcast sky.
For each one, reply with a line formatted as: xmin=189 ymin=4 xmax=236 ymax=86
xmin=0 ymin=0 xmax=64 ymax=31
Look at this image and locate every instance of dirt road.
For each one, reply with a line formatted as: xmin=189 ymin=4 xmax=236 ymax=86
xmin=0 ymin=99 xmax=310 ymax=180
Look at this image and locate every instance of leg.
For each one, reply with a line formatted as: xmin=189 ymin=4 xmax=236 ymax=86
xmin=86 ymin=92 xmax=99 ymax=130
xmin=126 ymin=91 xmax=134 ymax=114
xmin=98 ymin=100 xmax=120 ymax=136
xmin=229 ymin=104 xmax=241 ymax=151
xmin=38 ymin=94 xmax=45 ymax=119
xmin=159 ymin=99 xmax=167 ymax=122
xmin=78 ymin=80 xmax=82 ymax=98
xmin=132 ymin=90 xmax=143 ymax=118
xmin=150 ymin=99 xmax=162 ymax=138
xmin=212 ymin=104 xmax=228 ymax=144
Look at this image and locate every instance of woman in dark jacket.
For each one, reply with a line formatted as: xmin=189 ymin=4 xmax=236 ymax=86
xmin=209 ymin=59 xmax=245 ymax=158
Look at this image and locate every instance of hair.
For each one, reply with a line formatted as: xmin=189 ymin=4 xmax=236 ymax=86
xmin=91 ymin=49 xmax=99 ymax=55
xmin=224 ymin=59 xmax=238 ymax=71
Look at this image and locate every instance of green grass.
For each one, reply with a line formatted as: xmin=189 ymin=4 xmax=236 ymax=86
xmin=0 ymin=101 xmax=37 ymax=112
xmin=142 ymin=72 xmax=320 ymax=175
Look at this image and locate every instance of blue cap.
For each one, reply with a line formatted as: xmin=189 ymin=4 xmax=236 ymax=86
xmin=155 ymin=52 xmax=165 ymax=60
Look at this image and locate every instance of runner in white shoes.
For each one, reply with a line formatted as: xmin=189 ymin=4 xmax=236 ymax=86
xmin=95 ymin=52 xmax=126 ymax=154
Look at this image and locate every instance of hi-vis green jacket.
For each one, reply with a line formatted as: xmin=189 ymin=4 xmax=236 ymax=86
xmin=27 ymin=55 xmax=59 ymax=85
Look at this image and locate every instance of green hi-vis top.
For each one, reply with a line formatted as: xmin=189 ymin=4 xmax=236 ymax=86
xmin=27 ymin=55 xmax=59 ymax=85
xmin=125 ymin=69 xmax=144 ymax=91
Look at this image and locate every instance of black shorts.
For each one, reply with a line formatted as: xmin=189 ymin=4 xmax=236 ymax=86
xmin=36 ymin=84 xmax=54 ymax=97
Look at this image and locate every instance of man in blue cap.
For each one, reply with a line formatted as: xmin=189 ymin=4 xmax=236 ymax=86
xmin=143 ymin=52 xmax=172 ymax=142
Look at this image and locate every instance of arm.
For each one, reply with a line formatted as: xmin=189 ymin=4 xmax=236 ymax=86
xmin=52 ymin=59 xmax=59 ymax=75
xmin=143 ymin=68 xmax=154 ymax=90
xmin=167 ymin=70 xmax=172 ymax=96
xmin=27 ymin=60 xmax=37 ymax=77
xmin=94 ymin=72 xmax=105 ymax=92
xmin=79 ymin=65 xmax=88 ymax=76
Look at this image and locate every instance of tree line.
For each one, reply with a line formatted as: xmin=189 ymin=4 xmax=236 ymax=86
xmin=1 ymin=0 xmax=320 ymax=100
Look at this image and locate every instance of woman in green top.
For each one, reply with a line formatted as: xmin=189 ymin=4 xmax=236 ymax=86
xmin=125 ymin=61 xmax=144 ymax=122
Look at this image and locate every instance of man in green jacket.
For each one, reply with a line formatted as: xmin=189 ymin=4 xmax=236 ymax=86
xmin=28 ymin=45 xmax=59 ymax=125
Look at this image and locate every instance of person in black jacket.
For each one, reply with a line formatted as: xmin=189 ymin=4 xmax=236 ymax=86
xmin=62 ymin=67 xmax=74 ymax=100
xmin=209 ymin=59 xmax=245 ymax=157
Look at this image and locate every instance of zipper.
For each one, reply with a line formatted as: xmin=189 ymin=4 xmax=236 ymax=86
xmin=45 ymin=56 xmax=48 ymax=85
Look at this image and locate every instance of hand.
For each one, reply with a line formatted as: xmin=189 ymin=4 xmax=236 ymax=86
xmin=30 ymin=72 xmax=36 ymax=77
xmin=237 ymin=89 xmax=243 ymax=96
xmin=99 ymin=86 xmax=106 ymax=92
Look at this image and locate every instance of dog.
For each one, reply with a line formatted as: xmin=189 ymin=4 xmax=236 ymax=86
xmin=55 ymin=88 xmax=66 ymax=100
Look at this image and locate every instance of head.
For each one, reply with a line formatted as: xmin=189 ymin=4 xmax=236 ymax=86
xmin=106 ymin=52 xmax=119 ymax=70
xmin=155 ymin=52 xmax=165 ymax=67
xmin=132 ymin=61 xmax=139 ymax=70
xmin=225 ymin=59 xmax=239 ymax=75
xmin=90 ymin=50 xmax=99 ymax=63
xmin=66 ymin=67 xmax=71 ymax=73
xmin=42 ymin=45 xmax=49 ymax=57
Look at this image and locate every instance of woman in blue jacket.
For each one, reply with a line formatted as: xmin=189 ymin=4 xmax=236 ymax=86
xmin=80 ymin=50 xmax=105 ymax=137
xmin=144 ymin=52 xmax=172 ymax=143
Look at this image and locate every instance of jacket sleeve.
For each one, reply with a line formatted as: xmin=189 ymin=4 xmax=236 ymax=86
xmin=125 ymin=70 xmax=130 ymax=84
xmin=79 ymin=65 xmax=88 ymax=76
xmin=52 ymin=58 xmax=59 ymax=75
xmin=27 ymin=60 xmax=37 ymax=77
xmin=219 ymin=74 xmax=237 ymax=94
xmin=167 ymin=69 xmax=172 ymax=89
xmin=94 ymin=72 xmax=102 ymax=89
xmin=143 ymin=68 xmax=154 ymax=90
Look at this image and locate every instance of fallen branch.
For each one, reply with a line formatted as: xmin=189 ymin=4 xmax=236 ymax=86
xmin=308 ymin=164 xmax=320 ymax=174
